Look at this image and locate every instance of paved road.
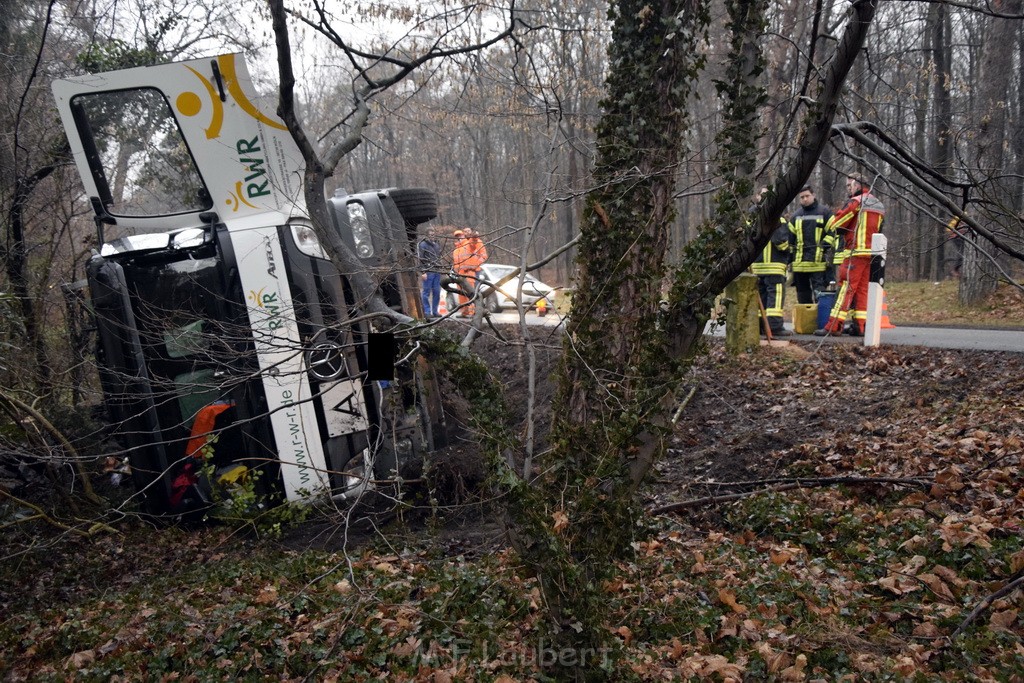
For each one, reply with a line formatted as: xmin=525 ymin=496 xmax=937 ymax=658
xmin=483 ymin=310 xmax=565 ymax=329
xmin=787 ymin=324 xmax=1024 ymax=353
xmin=483 ymin=310 xmax=1024 ymax=353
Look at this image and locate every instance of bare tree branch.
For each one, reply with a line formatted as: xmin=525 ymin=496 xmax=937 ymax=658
xmin=651 ymin=475 xmax=932 ymax=515
xmin=833 ymin=121 xmax=1024 ymax=262
xmin=950 ymin=570 xmax=1024 ymax=641
xmin=915 ymin=0 xmax=1024 ymax=19
xmin=0 ymin=388 xmax=102 ymax=505
xmin=268 ymin=0 xmax=325 ymax=176
xmin=0 ymin=489 xmax=116 ymax=537
xmin=289 ymin=0 xmax=521 ymax=176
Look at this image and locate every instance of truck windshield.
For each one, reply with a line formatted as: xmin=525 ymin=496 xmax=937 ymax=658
xmin=71 ymin=87 xmax=211 ymax=218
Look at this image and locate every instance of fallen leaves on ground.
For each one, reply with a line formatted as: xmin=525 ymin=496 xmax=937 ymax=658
xmin=2 ymin=342 xmax=1022 ymax=680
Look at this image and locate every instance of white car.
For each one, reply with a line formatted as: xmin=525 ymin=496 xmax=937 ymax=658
xmin=447 ymin=263 xmax=557 ymax=313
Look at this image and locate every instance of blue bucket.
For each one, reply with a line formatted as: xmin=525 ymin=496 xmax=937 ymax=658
xmin=817 ymin=292 xmax=836 ymax=329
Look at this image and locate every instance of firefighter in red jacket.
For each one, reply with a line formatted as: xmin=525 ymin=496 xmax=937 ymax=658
xmin=817 ymin=174 xmax=885 ymax=336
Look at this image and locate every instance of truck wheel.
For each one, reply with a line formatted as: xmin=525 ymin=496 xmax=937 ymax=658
xmin=388 ymin=188 xmax=438 ymax=226
xmin=332 ymin=449 xmax=377 ymax=504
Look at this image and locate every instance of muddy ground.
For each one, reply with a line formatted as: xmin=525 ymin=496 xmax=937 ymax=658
xmin=283 ymin=322 xmax=1024 ymax=553
xmin=5 ymin=321 xmax=1022 ymax=680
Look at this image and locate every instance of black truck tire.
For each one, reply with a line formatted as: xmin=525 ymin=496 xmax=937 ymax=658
xmin=387 ymin=188 xmax=438 ymax=226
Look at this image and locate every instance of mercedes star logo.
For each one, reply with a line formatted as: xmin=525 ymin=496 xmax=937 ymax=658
xmin=307 ymin=340 xmax=346 ymax=381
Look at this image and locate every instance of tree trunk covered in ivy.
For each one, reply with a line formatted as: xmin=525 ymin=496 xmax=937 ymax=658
xmin=554 ymin=0 xmax=711 ymax=556
xmin=506 ymin=0 xmax=878 ymax=677
xmin=551 ymin=0 xmax=710 ymax=624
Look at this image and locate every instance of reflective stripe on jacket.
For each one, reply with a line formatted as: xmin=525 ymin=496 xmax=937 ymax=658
xmin=827 ymin=190 xmax=885 ymax=258
xmin=788 ymin=202 xmax=834 ymax=273
xmin=751 ymin=218 xmax=792 ymax=276
xmin=831 ymin=243 xmax=849 ymax=265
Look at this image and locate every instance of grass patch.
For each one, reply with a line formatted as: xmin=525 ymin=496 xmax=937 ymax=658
xmin=884 ymin=280 xmax=1024 ymax=327
xmin=783 ymin=279 xmax=1024 ymax=327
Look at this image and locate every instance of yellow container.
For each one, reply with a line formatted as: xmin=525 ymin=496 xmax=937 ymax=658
xmin=793 ymin=304 xmax=819 ymax=334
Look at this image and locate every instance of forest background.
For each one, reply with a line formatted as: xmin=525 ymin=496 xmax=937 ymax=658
xmin=4 ymin=0 xmax=1024 ymax=398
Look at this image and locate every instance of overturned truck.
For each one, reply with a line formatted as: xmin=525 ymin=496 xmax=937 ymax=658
xmin=52 ymin=54 xmax=443 ymax=516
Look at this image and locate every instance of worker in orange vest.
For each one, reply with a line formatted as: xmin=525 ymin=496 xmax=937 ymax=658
xmin=452 ymin=228 xmax=488 ymax=316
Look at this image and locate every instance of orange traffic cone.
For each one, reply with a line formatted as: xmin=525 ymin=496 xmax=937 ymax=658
xmin=437 ymin=295 xmax=448 ymax=317
xmin=881 ymin=290 xmax=895 ymax=329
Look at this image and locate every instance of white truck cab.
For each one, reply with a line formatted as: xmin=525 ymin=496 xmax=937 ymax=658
xmin=52 ymin=54 xmax=443 ymax=515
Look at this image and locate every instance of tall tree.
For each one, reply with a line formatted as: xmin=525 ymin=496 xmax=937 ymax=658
xmin=960 ymin=0 xmax=1022 ymax=304
xmin=269 ymin=1 xmax=879 ymax=678
xmin=930 ymin=1 xmax=954 ymax=281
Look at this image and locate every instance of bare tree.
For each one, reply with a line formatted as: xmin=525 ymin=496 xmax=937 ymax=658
xmin=960 ymin=0 xmax=1023 ymax=304
xmin=267 ymin=0 xmax=521 ymax=317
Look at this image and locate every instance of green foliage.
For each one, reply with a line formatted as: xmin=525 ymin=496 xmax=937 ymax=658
xmin=421 ymin=330 xmax=519 ymax=478
xmin=0 ymin=526 xmax=546 ymax=680
xmin=175 ymin=450 xmax=306 ymax=538
xmin=76 ymin=39 xmax=163 ymax=73
xmin=76 ymin=10 xmax=184 ymax=75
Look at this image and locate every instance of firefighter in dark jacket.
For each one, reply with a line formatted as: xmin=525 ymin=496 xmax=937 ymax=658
xmin=751 ymin=189 xmax=793 ymax=337
xmin=788 ymin=185 xmax=834 ymax=304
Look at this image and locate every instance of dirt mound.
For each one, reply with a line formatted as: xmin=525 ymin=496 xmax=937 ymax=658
xmin=279 ymin=326 xmax=1024 ymax=552
xmin=466 ymin=328 xmax=1024 ymax=508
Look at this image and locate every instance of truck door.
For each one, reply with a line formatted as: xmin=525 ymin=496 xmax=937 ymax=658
xmin=51 ymin=53 xmax=307 ymax=236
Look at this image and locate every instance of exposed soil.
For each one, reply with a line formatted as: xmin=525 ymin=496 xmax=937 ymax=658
xmin=289 ymin=322 xmax=1023 ymax=556
xmin=281 ymin=323 xmax=567 ymax=553
xmin=441 ymin=323 xmax=1024 ymax=513
xmin=43 ymin=321 xmax=1017 ymax=557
